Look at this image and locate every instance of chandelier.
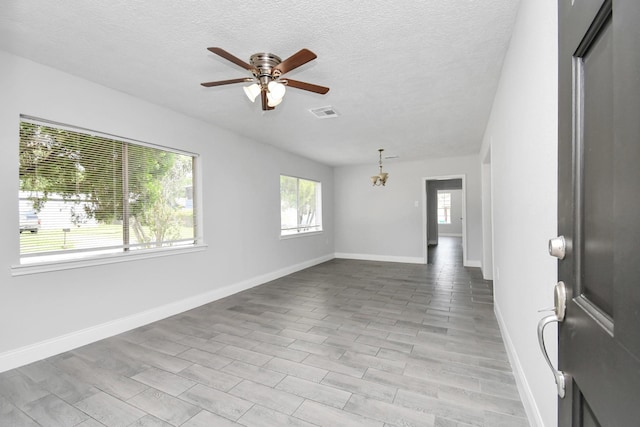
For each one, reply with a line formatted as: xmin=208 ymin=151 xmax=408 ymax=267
xmin=371 ymin=149 xmax=389 ymax=186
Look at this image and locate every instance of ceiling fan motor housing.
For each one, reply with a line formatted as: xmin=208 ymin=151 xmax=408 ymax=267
xmin=250 ymin=53 xmax=282 ymax=86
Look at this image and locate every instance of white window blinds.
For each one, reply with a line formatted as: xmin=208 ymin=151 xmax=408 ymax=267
xmin=19 ymin=118 xmax=196 ymax=264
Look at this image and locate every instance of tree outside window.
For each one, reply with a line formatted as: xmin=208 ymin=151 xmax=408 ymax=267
xmin=19 ymin=119 xmax=196 ymax=263
xmin=280 ymin=175 xmax=322 ymax=235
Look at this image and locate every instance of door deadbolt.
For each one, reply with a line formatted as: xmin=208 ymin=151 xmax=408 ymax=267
xmin=549 ymin=236 xmax=566 ymax=259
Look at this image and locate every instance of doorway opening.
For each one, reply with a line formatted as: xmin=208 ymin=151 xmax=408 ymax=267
xmin=422 ymin=175 xmax=467 ymax=265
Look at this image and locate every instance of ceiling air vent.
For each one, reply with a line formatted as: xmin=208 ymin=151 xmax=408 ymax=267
xmin=309 ymin=106 xmax=339 ymax=119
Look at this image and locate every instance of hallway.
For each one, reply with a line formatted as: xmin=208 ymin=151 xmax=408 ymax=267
xmin=0 ymin=245 xmax=528 ymax=426
xmin=427 ymin=236 xmax=465 ymax=266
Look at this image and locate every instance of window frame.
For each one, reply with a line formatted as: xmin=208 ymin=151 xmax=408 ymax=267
xmin=437 ymin=191 xmax=452 ymax=225
xmin=280 ymin=174 xmax=323 ymax=238
xmin=13 ymin=116 xmax=205 ymax=276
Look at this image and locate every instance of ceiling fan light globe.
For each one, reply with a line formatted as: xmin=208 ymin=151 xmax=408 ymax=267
xmin=267 ymin=81 xmax=286 ymax=101
xmin=267 ymin=93 xmax=283 ymax=107
xmin=243 ymin=83 xmax=260 ymax=102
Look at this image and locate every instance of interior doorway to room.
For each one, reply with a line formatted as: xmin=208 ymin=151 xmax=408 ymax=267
xmin=422 ymin=176 xmax=466 ymax=265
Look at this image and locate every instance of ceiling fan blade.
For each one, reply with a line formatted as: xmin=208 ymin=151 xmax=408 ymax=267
xmin=207 ymin=47 xmax=255 ymax=71
xmin=260 ymin=90 xmax=274 ymax=111
xmin=284 ymin=79 xmax=330 ymax=94
xmin=273 ymin=49 xmax=317 ymax=75
xmin=201 ymin=78 xmax=252 ymax=87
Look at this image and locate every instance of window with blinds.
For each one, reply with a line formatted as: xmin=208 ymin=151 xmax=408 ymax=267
xmin=19 ymin=117 xmax=197 ymax=264
xmin=280 ymin=175 xmax=322 ymax=236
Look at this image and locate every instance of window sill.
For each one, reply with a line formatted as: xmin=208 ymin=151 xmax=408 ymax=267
xmin=279 ymin=230 xmax=324 ymax=240
xmin=10 ymin=244 xmax=208 ymax=277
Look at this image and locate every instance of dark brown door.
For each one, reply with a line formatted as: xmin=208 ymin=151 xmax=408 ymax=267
xmin=557 ymin=0 xmax=640 ymax=425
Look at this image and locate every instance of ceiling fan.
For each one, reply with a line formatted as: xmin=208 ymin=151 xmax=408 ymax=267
xmin=201 ymin=47 xmax=330 ymax=111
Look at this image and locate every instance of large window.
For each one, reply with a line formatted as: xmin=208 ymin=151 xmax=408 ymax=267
xmin=280 ymin=175 xmax=322 ymax=236
xmin=437 ymin=191 xmax=451 ymax=224
xmin=19 ymin=117 xmax=197 ymax=264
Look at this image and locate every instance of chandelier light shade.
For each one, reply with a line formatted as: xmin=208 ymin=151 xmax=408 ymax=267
xmin=371 ymin=148 xmax=389 ymax=186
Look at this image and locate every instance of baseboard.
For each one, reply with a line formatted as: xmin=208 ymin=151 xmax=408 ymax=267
xmin=334 ymin=252 xmax=424 ymax=265
xmin=494 ymin=302 xmax=544 ymax=427
xmin=0 ymin=254 xmax=334 ymax=373
xmin=334 ymin=252 xmax=481 ymax=268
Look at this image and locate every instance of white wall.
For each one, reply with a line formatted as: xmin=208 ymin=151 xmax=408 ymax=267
xmin=0 ymin=51 xmax=334 ymax=371
xmin=480 ymin=0 xmax=558 ymax=426
xmin=438 ymin=189 xmax=463 ymax=236
xmin=334 ymin=155 xmax=482 ymax=266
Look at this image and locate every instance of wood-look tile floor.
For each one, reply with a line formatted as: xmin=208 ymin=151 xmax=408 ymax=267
xmin=0 ymin=237 xmax=529 ymax=426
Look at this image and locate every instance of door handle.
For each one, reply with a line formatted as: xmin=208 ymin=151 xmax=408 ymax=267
xmin=537 ymin=315 xmax=567 ymax=398
xmin=537 ymin=281 xmax=568 ymax=398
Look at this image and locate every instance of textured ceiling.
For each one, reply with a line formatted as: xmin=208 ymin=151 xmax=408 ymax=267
xmin=0 ymin=0 xmax=520 ymax=166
